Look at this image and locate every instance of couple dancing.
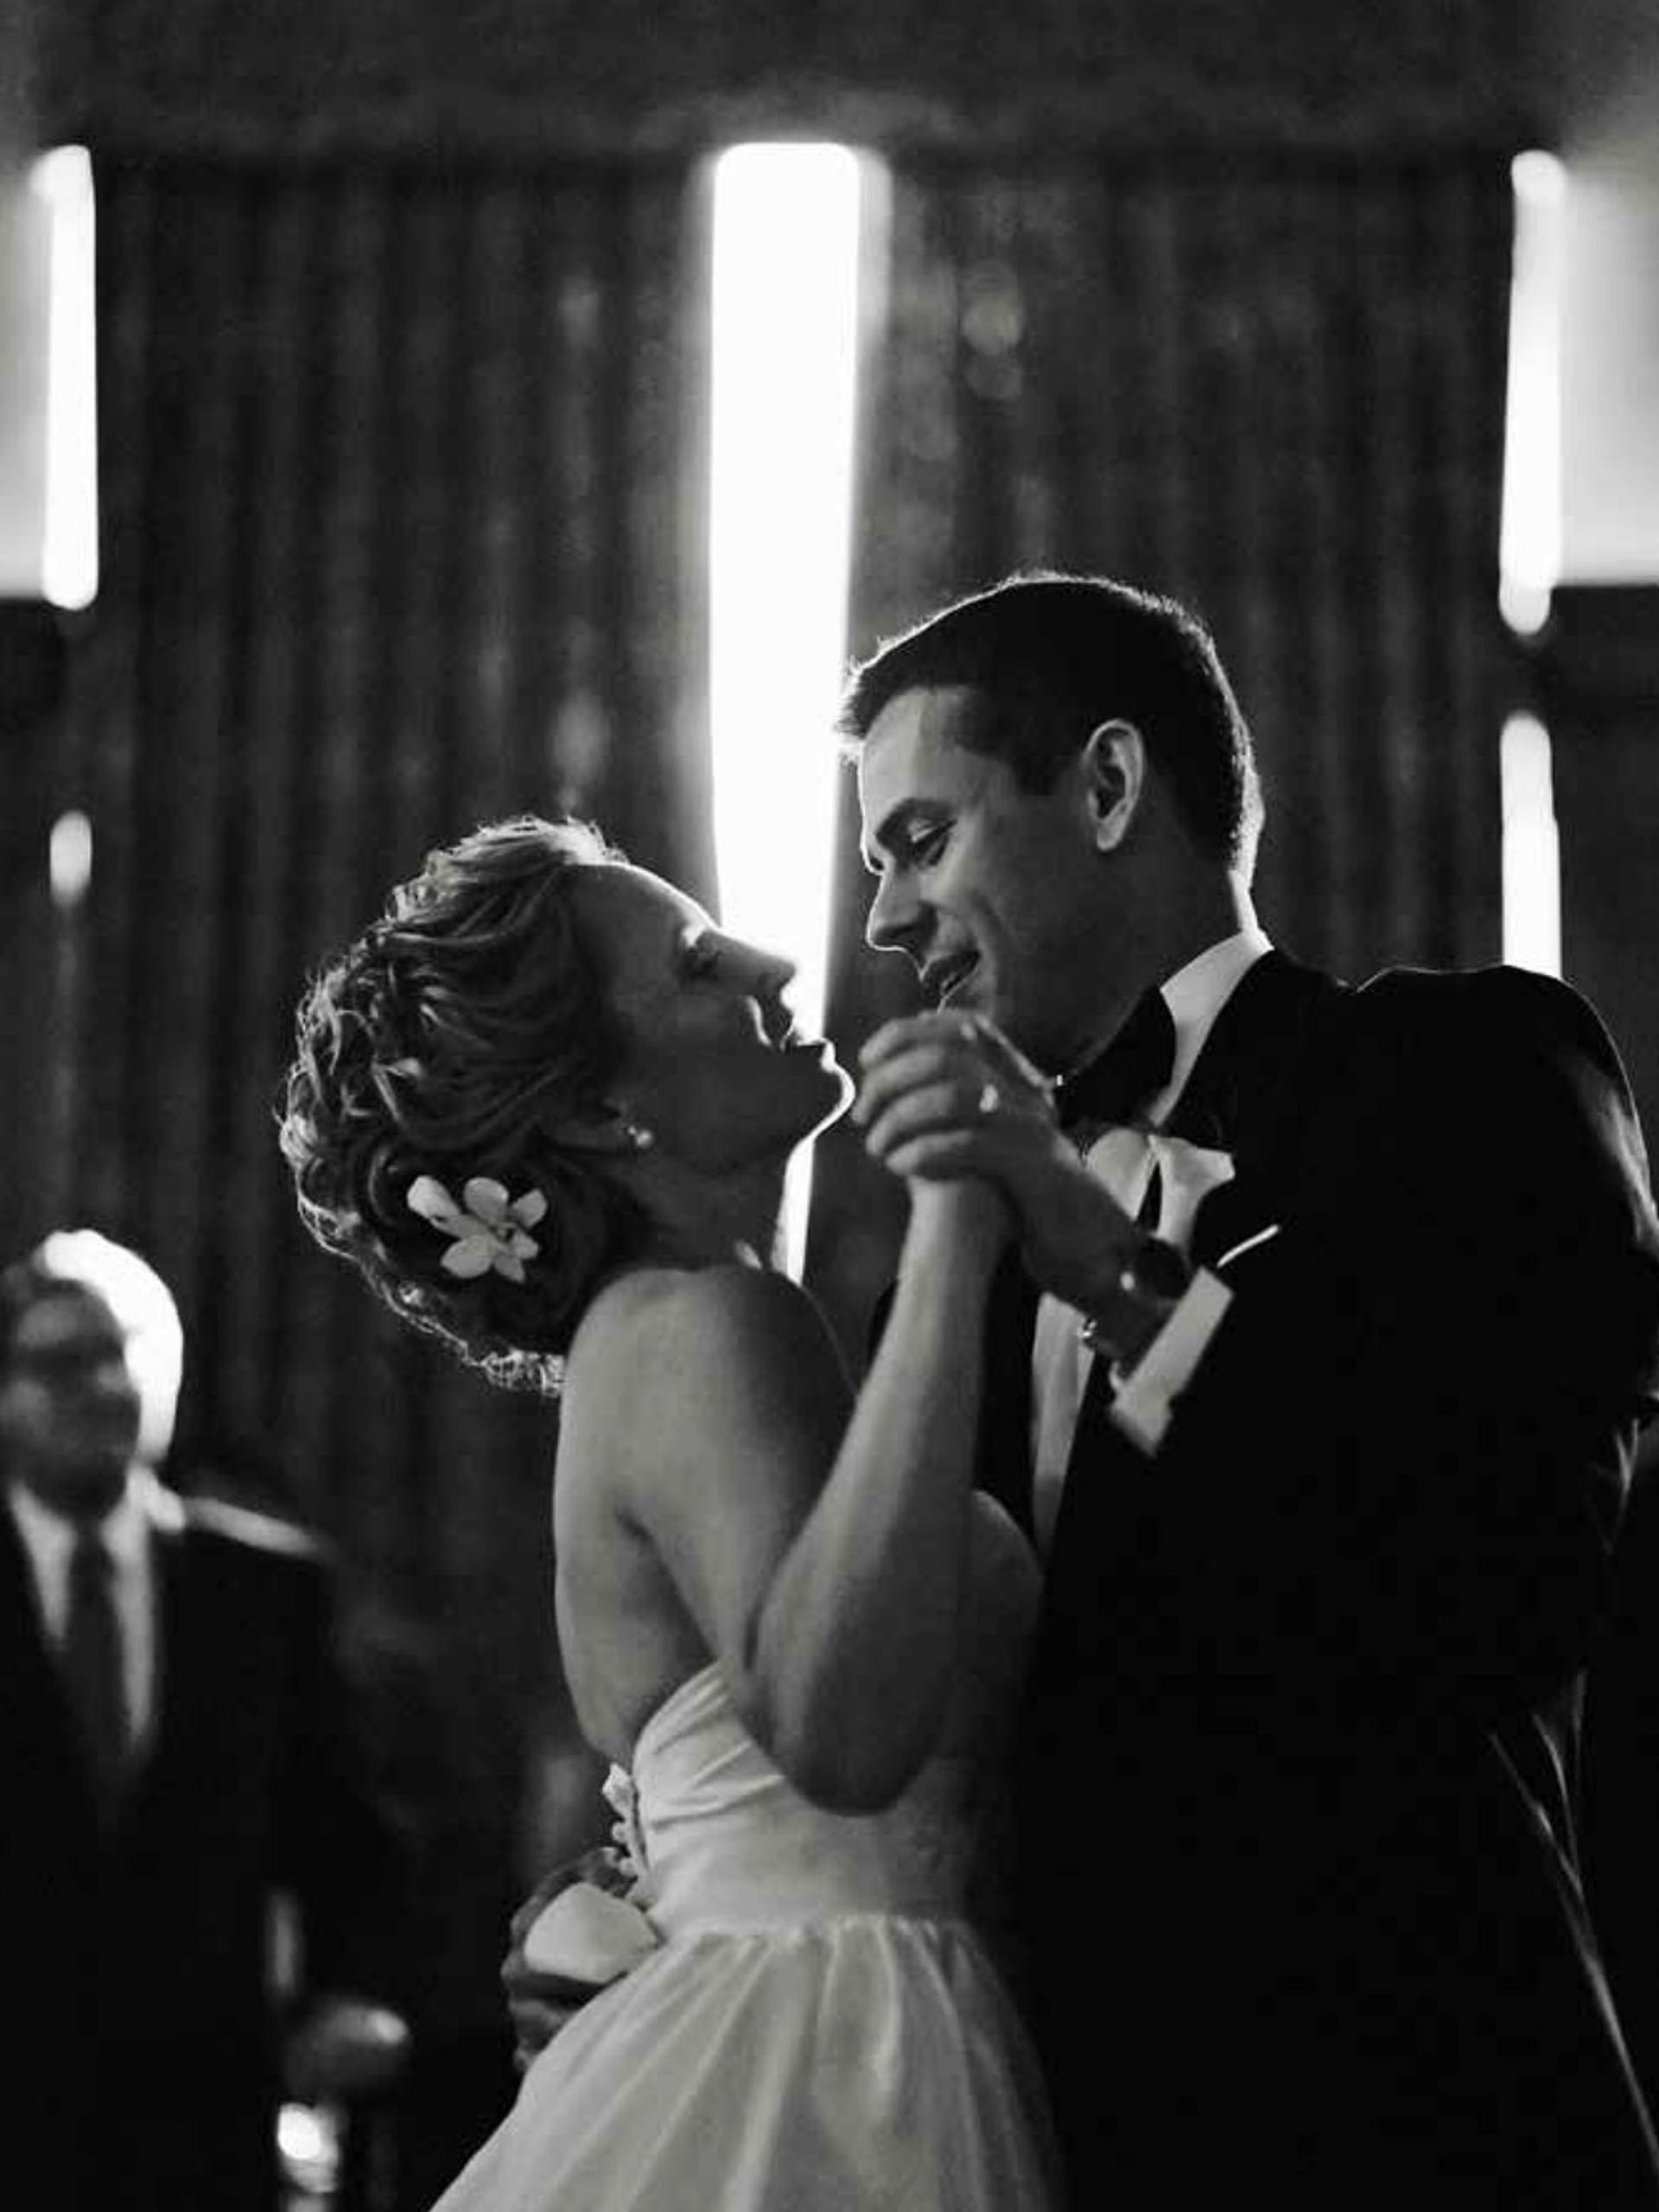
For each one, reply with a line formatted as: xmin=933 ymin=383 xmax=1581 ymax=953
xmin=281 ymin=574 xmax=1659 ymax=2209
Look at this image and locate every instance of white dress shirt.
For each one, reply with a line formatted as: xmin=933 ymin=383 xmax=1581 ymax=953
xmin=8 ymin=1466 xmax=164 ymax=1753
xmin=1030 ymin=925 xmax=1271 ymax=1555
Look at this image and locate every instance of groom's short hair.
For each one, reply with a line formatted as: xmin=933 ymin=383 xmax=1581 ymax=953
xmin=836 ymin=569 xmax=1263 ymax=878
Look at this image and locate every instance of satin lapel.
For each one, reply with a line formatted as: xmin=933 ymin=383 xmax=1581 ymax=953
xmin=1165 ymin=949 xmax=1347 ymax=1170
xmin=1166 ymin=950 xmax=1350 ymax=1268
xmin=1048 ymin=952 xmax=1351 ymax=1564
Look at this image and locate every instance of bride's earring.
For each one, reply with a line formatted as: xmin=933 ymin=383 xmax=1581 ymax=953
xmin=541 ymin=1103 xmax=656 ymax=1155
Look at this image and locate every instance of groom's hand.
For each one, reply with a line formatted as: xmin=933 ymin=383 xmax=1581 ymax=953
xmin=500 ymin=1846 xmax=632 ymax=2070
xmin=855 ymin=1011 xmax=1140 ymax=1309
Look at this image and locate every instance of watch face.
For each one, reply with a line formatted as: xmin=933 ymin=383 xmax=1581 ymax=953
xmin=1078 ymin=1235 xmax=1192 ymax=1366
xmin=1127 ymin=1234 xmax=1192 ymax=1304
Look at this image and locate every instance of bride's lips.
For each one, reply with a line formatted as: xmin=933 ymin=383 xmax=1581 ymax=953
xmin=765 ymin=1011 xmax=831 ymax=1055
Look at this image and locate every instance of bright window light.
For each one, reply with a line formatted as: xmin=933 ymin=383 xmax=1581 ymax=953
xmin=49 ymin=808 xmax=92 ymax=911
xmin=29 ymin=145 xmax=98 ymax=612
xmin=1499 ymin=150 xmax=1566 ymax=638
xmin=1500 ymin=711 xmax=1561 ymax=977
xmin=709 ymin=143 xmax=862 ymax=1276
xmin=276 ymin=2101 xmax=342 ymax=2196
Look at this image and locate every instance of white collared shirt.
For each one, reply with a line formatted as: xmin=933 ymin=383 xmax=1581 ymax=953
xmin=1030 ymin=926 xmax=1271 ymax=1554
xmin=8 ymin=1467 xmax=162 ymax=1749
xmin=1145 ymin=925 xmax=1273 ymax=1127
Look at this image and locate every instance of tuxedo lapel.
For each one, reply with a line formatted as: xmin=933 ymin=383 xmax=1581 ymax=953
xmin=1046 ymin=952 xmax=1351 ymax=1561
xmin=1164 ymin=948 xmax=1346 ymax=1172
xmin=1166 ymin=950 xmax=1348 ymax=1270
xmin=979 ymin=954 xmax=1351 ymax=1553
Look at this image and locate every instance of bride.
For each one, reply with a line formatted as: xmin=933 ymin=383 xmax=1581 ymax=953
xmin=280 ymin=813 xmax=1062 ymax=2210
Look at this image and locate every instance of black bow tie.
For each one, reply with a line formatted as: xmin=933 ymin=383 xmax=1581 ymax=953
xmin=1055 ymin=989 xmax=1177 ymax=1133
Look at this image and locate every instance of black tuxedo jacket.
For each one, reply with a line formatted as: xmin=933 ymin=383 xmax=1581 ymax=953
xmin=981 ymin=952 xmax=1659 ymax=2209
xmin=0 ymin=1486 xmax=402 ymax=2212
xmin=1584 ymin=1436 xmax=1659 ymax=2126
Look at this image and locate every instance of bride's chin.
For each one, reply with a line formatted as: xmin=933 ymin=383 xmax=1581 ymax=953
xmin=811 ymin=1065 xmax=856 ymax=1132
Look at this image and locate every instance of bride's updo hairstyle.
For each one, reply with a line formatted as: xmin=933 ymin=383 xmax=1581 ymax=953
xmin=279 ymin=813 xmax=645 ymax=1393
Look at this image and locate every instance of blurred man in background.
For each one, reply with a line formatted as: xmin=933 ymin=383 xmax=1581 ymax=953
xmin=0 ymin=1229 xmax=409 ymax=2211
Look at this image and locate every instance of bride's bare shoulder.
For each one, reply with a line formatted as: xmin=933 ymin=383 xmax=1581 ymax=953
xmin=558 ymin=1262 xmax=848 ymax=1540
xmin=566 ymin=1262 xmax=841 ymax=1416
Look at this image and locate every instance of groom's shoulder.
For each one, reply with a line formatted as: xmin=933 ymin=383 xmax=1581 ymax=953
xmin=1338 ymin=962 xmax=1637 ymax=1144
xmin=1351 ymin=960 xmax=1623 ymax=1065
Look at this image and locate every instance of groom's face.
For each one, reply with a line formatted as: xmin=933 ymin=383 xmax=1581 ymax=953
xmin=856 ymin=683 xmax=1112 ymax=1072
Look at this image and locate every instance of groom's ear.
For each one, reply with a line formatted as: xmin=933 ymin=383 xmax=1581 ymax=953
xmin=1080 ymin=720 xmax=1147 ymax=854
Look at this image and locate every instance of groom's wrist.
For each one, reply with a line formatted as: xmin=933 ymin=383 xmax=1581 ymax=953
xmin=1074 ymin=1230 xmax=1192 ymax=1370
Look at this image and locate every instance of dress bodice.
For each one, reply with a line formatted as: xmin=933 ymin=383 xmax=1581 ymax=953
xmin=613 ymin=1663 xmax=983 ymax=1938
xmin=438 ymin=1656 xmax=1060 ymax=2212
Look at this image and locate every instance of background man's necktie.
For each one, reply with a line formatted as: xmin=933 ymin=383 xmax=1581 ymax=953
xmin=62 ymin=1529 xmax=130 ymax=1825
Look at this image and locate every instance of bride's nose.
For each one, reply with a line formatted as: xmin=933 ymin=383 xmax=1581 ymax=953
xmin=738 ymin=938 xmax=797 ymax=992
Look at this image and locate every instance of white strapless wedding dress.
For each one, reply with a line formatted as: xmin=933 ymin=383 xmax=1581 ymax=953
xmin=429 ymin=1662 xmax=1062 ymax=2209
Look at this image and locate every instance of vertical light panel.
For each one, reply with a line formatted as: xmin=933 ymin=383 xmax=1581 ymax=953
xmin=49 ymin=807 xmax=93 ymax=911
xmin=30 ymin=145 xmax=99 ymax=612
xmin=709 ymin=144 xmax=862 ymax=1275
xmin=1500 ymin=711 xmax=1561 ymax=978
xmin=1499 ymin=151 xmax=1566 ymax=639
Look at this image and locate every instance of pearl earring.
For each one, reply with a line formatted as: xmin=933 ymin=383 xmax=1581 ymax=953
xmin=623 ymin=1122 xmax=655 ymax=1152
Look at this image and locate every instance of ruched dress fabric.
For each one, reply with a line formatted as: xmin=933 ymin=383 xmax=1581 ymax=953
xmin=429 ymin=1662 xmax=1062 ymax=2210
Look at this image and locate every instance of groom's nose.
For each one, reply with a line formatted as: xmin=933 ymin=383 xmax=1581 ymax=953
xmin=865 ymin=867 xmax=925 ymax=960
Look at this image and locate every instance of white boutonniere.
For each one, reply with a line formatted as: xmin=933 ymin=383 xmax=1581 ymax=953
xmin=406 ymin=1174 xmax=547 ymax=1282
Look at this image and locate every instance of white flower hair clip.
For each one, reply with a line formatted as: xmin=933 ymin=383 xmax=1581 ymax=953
xmin=406 ymin=1174 xmax=548 ymax=1283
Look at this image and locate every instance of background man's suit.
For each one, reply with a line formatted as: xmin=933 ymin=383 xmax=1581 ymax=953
xmin=1 ymin=1482 xmax=404 ymax=2212
xmin=982 ymin=950 xmax=1659 ymax=2208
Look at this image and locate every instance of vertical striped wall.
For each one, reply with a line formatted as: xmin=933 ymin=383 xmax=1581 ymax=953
xmin=67 ymin=155 xmax=711 ymax=1532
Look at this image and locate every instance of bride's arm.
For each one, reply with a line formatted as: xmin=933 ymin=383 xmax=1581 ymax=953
xmin=607 ymin=1183 xmax=1008 ymax=1812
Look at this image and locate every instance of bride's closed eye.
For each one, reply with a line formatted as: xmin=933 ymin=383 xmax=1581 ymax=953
xmin=677 ymin=931 xmax=720 ymax=982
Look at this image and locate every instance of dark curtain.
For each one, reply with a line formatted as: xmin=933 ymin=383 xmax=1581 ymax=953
xmin=41 ymin=151 xmax=713 ymax=2158
xmin=809 ymin=148 xmax=1517 ymax=1359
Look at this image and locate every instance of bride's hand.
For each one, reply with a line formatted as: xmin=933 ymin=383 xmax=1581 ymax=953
xmin=854 ymin=1009 xmax=1064 ymax=1223
xmin=855 ymin=1008 xmax=1141 ymax=1307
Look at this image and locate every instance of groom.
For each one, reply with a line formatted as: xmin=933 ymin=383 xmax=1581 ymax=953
xmin=843 ymin=573 xmax=1659 ymax=2208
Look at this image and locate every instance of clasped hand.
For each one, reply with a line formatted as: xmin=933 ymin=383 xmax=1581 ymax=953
xmin=501 ymin=1844 xmax=636 ymax=2071
xmin=852 ymin=1010 xmax=1139 ymax=1307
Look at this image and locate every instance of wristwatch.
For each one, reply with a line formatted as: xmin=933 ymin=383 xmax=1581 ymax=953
xmin=1076 ymin=1231 xmax=1193 ymax=1368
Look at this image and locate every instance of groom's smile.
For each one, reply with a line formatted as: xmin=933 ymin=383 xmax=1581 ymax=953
xmin=855 ymin=682 xmax=1128 ymax=1072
